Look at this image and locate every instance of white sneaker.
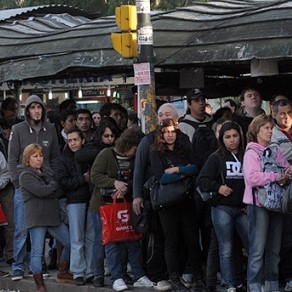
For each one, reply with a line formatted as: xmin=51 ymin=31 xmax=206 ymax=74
xmin=227 ymin=288 xmax=236 ymax=292
xmin=180 ymin=277 xmax=192 ymax=288
xmin=285 ymin=281 xmax=292 ymax=292
xmin=113 ymin=278 xmax=128 ymax=291
xmin=133 ymin=276 xmax=154 ymax=288
xmin=154 ymin=280 xmax=172 ymax=291
xmin=182 ymin=273 xmax=193 ymax=283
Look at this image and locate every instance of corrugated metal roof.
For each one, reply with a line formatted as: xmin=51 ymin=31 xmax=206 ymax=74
xmin=0 ymin=5 xmax=97 ymax=22
xmin=0 ymin=0 xmax=292 ymax=96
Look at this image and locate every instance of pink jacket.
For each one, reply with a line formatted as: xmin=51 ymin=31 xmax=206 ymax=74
xmin=243 ymin=142 xmax=290 ymax=206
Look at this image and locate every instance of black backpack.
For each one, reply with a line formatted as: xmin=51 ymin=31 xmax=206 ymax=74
xmin=180 ymin=119 xmax=217 ymax=170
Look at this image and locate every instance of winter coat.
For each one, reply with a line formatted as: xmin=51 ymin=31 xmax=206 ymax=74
xmin=19 ymin=165 xmax=61 ymax=229
xmin=58 ymin=146 xmax=91 ymax=205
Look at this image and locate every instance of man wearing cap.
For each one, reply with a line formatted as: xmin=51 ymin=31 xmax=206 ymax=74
xmin=179 ymin=89 xmax=213 ymax=142
xmin=7 ymin=95 xmax=69 ymax=283
xmin=179 ymin=89 xmax=215 ymax=290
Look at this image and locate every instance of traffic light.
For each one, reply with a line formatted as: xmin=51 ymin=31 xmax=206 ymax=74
xmin=111 ymin=5 xmax=138 ymax=59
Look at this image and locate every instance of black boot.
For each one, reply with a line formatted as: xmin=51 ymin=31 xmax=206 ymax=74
xmin=47 ymin=248 xmax=57 ymax=270
xmin=169 ymin=273 xmax=189 ymax=292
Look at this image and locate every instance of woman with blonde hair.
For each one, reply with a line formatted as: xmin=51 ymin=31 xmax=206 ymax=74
xmin=243 ymin=114 xmax=292 ymax=292
xmin=19 ymin=143 xmax=71 ymax=292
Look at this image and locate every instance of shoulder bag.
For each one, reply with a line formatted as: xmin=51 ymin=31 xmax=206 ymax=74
xmin=144 ymin=157 xmax=193 ymax=210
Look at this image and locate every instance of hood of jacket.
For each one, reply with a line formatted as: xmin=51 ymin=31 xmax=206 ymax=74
xmin=24 ymin=95 xmax=47 ymax=124
xmin=245 ymin=142 xmax=268 ymax=154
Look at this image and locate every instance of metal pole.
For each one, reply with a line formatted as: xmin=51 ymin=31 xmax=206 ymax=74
xmin=136 ymin=0 xmax=156 ymax=134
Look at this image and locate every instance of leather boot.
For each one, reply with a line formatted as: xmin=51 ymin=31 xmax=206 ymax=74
xmin=169 ymin=272 xmax=189 ymax=292
xmin=33 ymin=273 xmax=47 ymax=292
xmin=56 ymin=260 xmax=74 ymax=284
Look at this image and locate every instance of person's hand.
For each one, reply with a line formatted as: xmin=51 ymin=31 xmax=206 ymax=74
xmin=277 ymin=174 xmax=290 ymax=186
xmin=114 ymin=180 xmax=128 ymax=194
xmin=218 ymin=185 xmax=233 ymax=197
xmin=83 ymin=172 xmax=90 ymax=183
xmin=133 ymin=197 xmax=143 ymax=215
xmin=285 ymin=167 xmax=292 ymax=180
xmin=164 ymin=166 xmax=179 ymax=174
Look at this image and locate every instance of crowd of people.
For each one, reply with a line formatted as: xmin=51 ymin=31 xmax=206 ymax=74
xmin=0 ymin=87 xmax=291 ymax=292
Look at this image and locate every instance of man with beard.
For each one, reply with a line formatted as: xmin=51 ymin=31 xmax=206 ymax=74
xmin=8 ymin=95 xmax=63 ymax=282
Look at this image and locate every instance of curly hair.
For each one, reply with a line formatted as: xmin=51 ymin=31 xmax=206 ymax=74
xmin=152 ymin=118 xmax=187 ymax=157
xmin=115 ymin=127 xmax=144 ymax=155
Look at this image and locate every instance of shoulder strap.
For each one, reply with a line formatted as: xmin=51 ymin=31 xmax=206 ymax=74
xmin=180 ymin=119 xmax=199 ymax=129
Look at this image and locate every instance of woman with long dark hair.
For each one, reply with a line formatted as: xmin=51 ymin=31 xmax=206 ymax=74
xmin=150 ymin=118 xmax=201 ymax=292
xmin=197 ymin=121 xmax=248 ymax=292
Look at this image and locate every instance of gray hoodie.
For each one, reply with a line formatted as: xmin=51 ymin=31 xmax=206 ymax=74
xmin=8 ymin=95 xmax=60 ymax=188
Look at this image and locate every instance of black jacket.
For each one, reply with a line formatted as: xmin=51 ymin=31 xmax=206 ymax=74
xmin=58 ymin=146 xmax=91 ymax=204
xmin=196 ymin=152 xmax=245 ymax=207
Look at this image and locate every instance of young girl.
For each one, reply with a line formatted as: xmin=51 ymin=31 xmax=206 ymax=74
xmin=19 ymin=143 xmax=71 ymax=292
xmin=197 ymin=121 xmax=248 ymax=292
xmin=58 ymin=128 xmax=93 ymax=286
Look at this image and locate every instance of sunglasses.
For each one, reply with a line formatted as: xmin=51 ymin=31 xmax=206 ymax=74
xmin=103 ymin=134 xmax=115 ymax=138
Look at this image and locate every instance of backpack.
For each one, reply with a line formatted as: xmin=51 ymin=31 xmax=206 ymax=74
xmin=250 ymin=145 xmax=287 ymax=212
xmin=180 ymin=119 xmax=217 ymax=170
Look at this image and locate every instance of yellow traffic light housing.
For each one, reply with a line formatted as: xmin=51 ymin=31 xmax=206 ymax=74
xmin=111 ymin=5 xmax=137 ymax=59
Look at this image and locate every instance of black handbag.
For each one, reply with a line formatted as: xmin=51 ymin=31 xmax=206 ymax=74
xmin=132 ymin=200 xmax=152 ymax=234
xmin=144 ymin=175 xmax=192 ymax=211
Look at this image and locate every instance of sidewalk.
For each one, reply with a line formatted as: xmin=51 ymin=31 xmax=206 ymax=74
xmin=0 ymin=259 xmax=129 ymax=292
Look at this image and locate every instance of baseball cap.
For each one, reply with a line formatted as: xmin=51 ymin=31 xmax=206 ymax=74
xmin=186 ymin=88 xmax=205 ymax=103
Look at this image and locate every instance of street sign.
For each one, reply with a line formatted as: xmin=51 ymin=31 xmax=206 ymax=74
xmin=134 ymin=62 xmax=151 ymax=85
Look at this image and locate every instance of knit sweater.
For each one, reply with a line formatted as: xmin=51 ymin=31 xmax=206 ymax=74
xmin=90 ymin=147 xmax=134 ymax=213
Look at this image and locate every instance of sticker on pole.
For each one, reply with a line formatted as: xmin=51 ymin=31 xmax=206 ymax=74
xmin=136 ymin=0 xmax=151 ymax=14
xmin=138 ymin=26 xmax=153 ymax=45
xmin=134 ymin=63 xmax=151 ymax=85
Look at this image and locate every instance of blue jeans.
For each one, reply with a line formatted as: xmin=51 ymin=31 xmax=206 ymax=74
xmin=105 ymin=240 xmax=145 ymax=283
xmin=29 ymin=223 xmax=70 ymax=274
xmin=90 ymin=211 xmax=105 ymax=278
xmin=247 ymin=205 xmax=283 ymax=292
xmin=12 ymin=188 xmax=28 ymax=272
xmin=67 ymin=203 xmax=94 ymax=279
xmin=211 ymin=205 xmax=248 ymax=289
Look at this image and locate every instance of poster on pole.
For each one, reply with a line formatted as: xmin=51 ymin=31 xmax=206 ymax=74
xmin=134 ymin=62 xmax=151 ymax=85
xmin=136 ymin=0 xmax=151 ymax=14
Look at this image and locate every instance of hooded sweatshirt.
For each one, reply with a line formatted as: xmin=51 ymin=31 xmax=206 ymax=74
xmin=179 ymin=113 xmax=213 ymax=142
xmin=243 ymin=142 xmax=290 ymax=206
xmin=8 ymin=95 xmax=60 ymax=188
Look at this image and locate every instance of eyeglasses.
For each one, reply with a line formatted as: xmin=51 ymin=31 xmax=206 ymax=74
xmin=103 ymin=134 xmax=115 ymax=138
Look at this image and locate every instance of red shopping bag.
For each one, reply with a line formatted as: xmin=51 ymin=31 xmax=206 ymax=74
xmin=100 ymin=197 xmax=143 ymax=245
xmin=0 ymin=203 xmax=7 ymax=226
